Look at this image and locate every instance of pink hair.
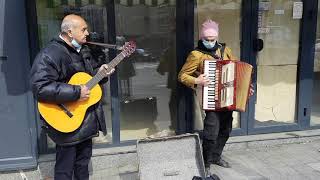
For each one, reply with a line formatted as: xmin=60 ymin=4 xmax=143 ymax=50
xmin=199 ymin=19 xmax=219 ymax=39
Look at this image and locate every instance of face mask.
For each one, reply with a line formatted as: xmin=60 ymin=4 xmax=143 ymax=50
xmin=71 ymin=38 xmax=82 ymax=52
xmin=202 ymin=39 xmax=217 ymax=49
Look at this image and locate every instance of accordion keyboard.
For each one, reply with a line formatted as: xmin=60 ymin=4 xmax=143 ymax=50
xmin=203 ymin=61 xmax=218 ymax=110
xmin=201 ymin=59 xmax=252 ymax=112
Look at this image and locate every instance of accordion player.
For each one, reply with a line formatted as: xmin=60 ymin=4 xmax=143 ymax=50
xmin=201 ymin=59 xmax=253 ymax=112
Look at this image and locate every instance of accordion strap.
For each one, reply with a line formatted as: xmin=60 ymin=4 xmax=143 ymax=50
xmin=219 ymin=44 xmax=226 ymax=60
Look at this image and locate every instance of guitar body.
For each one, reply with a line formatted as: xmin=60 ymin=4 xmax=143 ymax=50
xmin=38 ymin=72 xmax=102 ymax=133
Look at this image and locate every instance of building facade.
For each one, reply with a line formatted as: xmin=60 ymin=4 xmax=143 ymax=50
xmin=1 ymin=0 xmax=320 ymax=171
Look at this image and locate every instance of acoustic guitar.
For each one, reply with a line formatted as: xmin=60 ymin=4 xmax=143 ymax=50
xmin=38 ymin=41 xmax=136 ymax=133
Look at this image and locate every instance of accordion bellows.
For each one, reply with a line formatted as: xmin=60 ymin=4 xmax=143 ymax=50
xmin=202 ymin=59 xmax=253 ymax=112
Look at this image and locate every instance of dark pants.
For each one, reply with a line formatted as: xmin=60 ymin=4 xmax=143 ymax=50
xmin=169 ymin=90 xmax=177 ymax=130
xmin=54 ymin=139 xmax=93 ymax=180
xmin=202 ymin=111 xmax=233 ymax=167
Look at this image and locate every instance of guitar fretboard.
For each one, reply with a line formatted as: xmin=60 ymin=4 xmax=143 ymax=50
xmin=85 ymin=52 xmax=126 ymax=89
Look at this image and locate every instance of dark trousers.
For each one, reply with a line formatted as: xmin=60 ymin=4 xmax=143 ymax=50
xmin=202 ymin=111 xmax=233 ymax=167
xmin=169 ymin=90 xmax=177 ymax=130
xmin=54 ymin=139 xmax=93 ymax=180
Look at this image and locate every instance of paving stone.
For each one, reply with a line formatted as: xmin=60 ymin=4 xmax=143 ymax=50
xmin=292 ymin=164 xmax=320 ymax=180
xmin=119 ymin=171 xmax=138 ymax=180
xmin=307 ymin=162 xmax=320 ymax=172
xmin=215 ymin=139 xmax=320 ymax=180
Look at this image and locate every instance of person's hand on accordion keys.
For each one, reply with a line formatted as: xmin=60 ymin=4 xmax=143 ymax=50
xmin=195 ymin=74 xmax=210 ymax=87
xmin=195 ymin=74 xmax=255 ymax=97
xmin=249 ymin=83 xmax=254 ymax=97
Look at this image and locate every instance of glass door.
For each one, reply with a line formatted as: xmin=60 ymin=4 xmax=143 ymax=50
xmin=250 ymin=0 xmax=302 ymax=132
xmin=34 ymin=0 xmax=113 ymax=150
xmin=194 ymin=0 xmax=243 ymax=132
xmin=311 ymin=1 xmax=320 ymax=126
xmin=193 ymin=0 xmax=313 ymax=135
xmin=114 ymin=1 xmax=177 ymax=140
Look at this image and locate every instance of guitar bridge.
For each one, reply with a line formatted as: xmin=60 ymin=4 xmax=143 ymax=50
xmin=58 ymin=104 xmax=73 ymax=118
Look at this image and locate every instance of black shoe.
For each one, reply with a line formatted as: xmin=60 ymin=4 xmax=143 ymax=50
xmin=208 ymin=174 xmax=221 ymax=180
xmin=192 ymin=175 xmax=220 ymax=180
xmin=213 ymin=158 xmax=231 ymax=168
xmin=192 ymin=176 xmax=202 ymax=180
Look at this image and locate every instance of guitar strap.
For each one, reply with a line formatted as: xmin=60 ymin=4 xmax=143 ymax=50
xmin=220 ymin=44 xmax=226 ymax=60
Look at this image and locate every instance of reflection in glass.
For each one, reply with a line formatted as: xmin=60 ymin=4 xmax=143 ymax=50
xmin=35 ymin=1 xmax=113 ymax=148
xmin=311 ymin=1 xmax=320 ymax=126
xmin=254 ymin=0 xmax=300 ymax=127
xmin=115 ymin=2 xmax=177 ymax=140
xmin=194 ymin=0 xmax=242 ymax=129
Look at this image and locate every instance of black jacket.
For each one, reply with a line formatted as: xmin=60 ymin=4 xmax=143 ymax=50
xmin=30 ymin=36 xmax=107 ymax=146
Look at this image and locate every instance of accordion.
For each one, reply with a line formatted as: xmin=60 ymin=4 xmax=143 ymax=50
xmin=201 ymin=59 xmax=253 ymax=112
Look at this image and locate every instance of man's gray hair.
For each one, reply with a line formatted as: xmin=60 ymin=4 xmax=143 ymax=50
xmin=60 ymin=19 xmax=75 ymax=33
xmin=60 ymin=14 xmax=85 ymax=33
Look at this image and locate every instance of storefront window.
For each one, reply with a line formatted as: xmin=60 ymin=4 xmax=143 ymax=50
xmin=194 ymin=0 xmax=242 ymax=129
xmin=254 ymin=0 xmax=300 ymax=127
xmin=311 ymin=1 xmax=320 ymax=126
xmin=35 ymin=0 xmax=113 ymax=148
xmin=114 ymin=1 xmax=177 ymax=140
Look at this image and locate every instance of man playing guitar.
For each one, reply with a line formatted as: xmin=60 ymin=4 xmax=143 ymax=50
xmin=30 ymin=14 xmax=114 ymax=180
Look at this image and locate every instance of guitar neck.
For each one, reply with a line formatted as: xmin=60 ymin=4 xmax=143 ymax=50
xmin=85 ymin=52 xmax=126 ymax=90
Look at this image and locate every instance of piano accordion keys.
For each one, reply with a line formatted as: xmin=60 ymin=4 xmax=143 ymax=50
xmin=202 ymin=59 xmax=253 ymax=112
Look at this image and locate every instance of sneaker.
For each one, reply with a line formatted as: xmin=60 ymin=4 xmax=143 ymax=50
xmin=213 ymin=158 xmax=231 ymax=168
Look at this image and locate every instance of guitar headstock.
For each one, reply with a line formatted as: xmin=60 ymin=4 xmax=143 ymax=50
xmin=122 ymin=41 xmax=136 ymax=57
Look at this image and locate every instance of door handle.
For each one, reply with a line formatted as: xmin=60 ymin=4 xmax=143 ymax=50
xmin=253 ymin=39 xmax=264 ymax=51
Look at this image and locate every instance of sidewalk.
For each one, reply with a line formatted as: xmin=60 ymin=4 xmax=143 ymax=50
xmin=209 ymin=130 xmax=320 ymax=180
xmin=1 ymin=129 xmax=320 ymax=180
